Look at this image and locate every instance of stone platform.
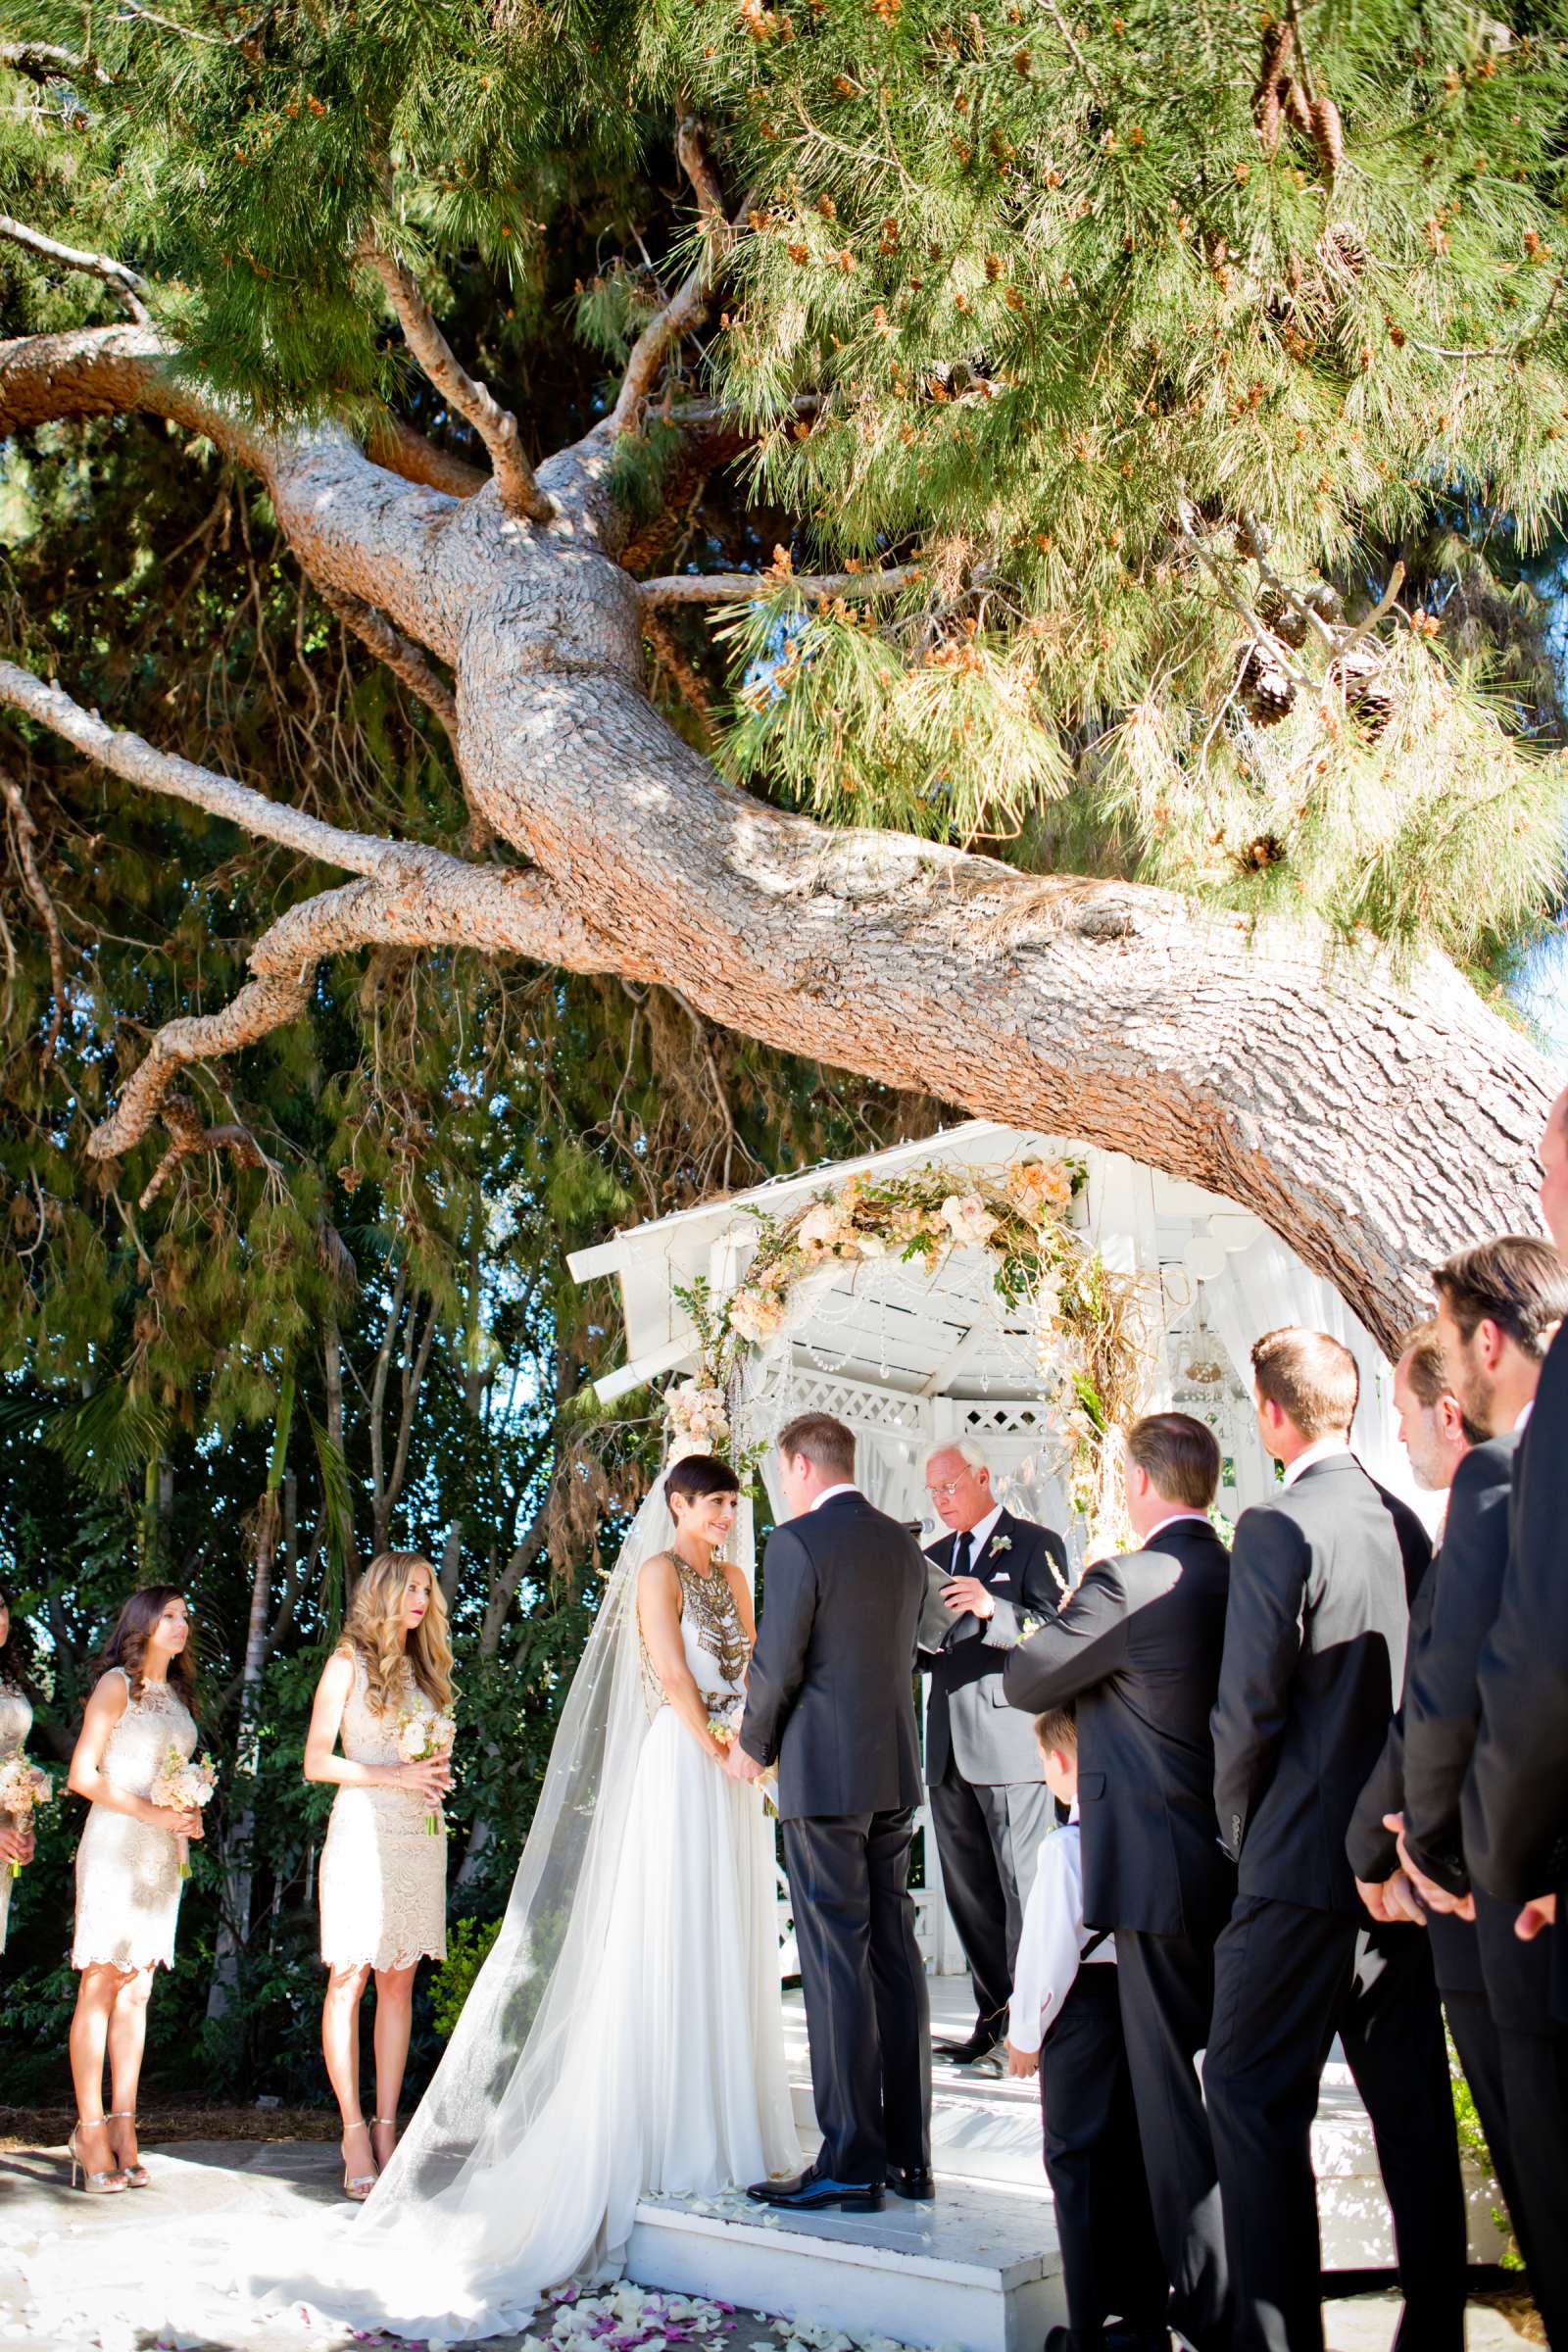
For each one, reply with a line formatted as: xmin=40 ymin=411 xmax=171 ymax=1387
xmin=0 ymin=1977 xmax=1514 ymax=2352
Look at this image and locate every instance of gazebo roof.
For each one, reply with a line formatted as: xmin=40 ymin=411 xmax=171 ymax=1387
xmin=567 ymin=1119 xmax=1270 ymax=1403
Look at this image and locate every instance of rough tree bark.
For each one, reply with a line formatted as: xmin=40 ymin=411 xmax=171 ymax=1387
xmin=0 ymin=318 xmax=1555 ymax=1350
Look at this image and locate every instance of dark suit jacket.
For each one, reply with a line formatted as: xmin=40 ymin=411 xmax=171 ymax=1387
xmin=1212 ymin=1452 xmax=1430 ymax=1919
xmin=1397 ymin=1436 xmax=1518 ymax=1896
xmin=1002 ymin=1516 xmax=1236 ymax=1937
xmin=740 ymin=1489 xmax=925 ymax=1822
xmin=1465 ymin=1325 xmax=1568 ymax=1901
xmin=918 ymin=1508 xmax=1069 ymax=1786
xmin=1346 ymin=1544 xmax=1485 ymax=1998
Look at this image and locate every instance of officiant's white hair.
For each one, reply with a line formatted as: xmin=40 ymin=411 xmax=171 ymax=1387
xmin=926 ymin=1438 xmax=991 ymax=1474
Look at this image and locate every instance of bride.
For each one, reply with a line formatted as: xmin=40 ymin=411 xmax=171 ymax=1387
xmin=282 ymin=1447 xmax=801 ymax=2341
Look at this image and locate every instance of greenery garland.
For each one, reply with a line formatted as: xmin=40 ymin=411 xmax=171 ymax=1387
xmin=665 ymin=1157 xmax=1152 ymax=1527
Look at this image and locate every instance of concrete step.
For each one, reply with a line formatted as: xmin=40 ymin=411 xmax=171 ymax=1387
xmin=628 ymin=2173 xmax=1066 ymax=2352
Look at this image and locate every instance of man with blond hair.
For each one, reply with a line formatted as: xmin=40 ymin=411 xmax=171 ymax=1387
xmin=1205 ymin=1328 xmax=1463 ymax=2352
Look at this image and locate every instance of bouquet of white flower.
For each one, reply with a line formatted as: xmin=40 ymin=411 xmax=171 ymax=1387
xmin=0 ymin=1755 xmax=52 ymax=1878
xmin=150 ymin=1744 xmax=218 ymax=1879
xmin=396 ymin=1705 xmax=456 ymax=1834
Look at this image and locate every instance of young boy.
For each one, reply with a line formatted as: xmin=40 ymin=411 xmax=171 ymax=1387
xmin=1007 ymin=1706 xmax=1169 ymax=2352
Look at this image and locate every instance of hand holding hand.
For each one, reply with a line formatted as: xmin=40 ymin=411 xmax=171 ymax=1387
xmin=396 ymin=1757 xmax=452 ymax=1805
xmin=1005 ymin=2040 xmax=1039 ymax=2079
xmin=942 ymin=1575 xmax=995 ymax=1620
xmin=724 ymin=1741 xmax=765 ymax=1784
xmin=1517 ymin=1891 xmax=1558 ymax=1941
xmin=1386 ymin=1815 xmax=1475 ymax=1920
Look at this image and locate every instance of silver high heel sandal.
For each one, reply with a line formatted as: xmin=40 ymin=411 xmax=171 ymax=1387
xmin=341 ymin=2115 xmax=377 ymax=2202
xmin=69 ymin=2121 xmax=128 ymax=2194
xmin=106 ymin=2111 xmax=150 ymax=2188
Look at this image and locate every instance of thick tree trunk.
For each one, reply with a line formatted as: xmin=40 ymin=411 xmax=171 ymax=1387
xmin=0 ymin=328 xmax=1555 ymax=1349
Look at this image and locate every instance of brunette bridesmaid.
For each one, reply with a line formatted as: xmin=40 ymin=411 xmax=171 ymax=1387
xmin=303 ymin=1550 xmax=454 ymax=2199
xmin=66 ymin=1586 xmax=202 ymax=2193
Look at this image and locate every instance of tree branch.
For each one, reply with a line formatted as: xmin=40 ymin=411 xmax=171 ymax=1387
xmin=0 ymin=656 xmax=419 ymax=876
xmin=0 ymin=215 xmax=151 ymax=324
xmin=0 ymin=41 xmax=109 ymax=83
xmin=0 ymin=658 xmax=611 ymax=1152
xmin=609 ymin=121 xmax=750 ymax=436
xmin=357 ymin=234 xmax=553 ymax=525
xmin=0 ymin=771 xmax=67 ymax=1067
xmin=637 ymin=561 xmax=920 ymax=606
xmin=365 ymin=414 xmax=486 ymax=499
xmin=311 ymin=578 xmax=457 ymax=741
xmin=135 ymin=1094 xmax=276 ymax=1209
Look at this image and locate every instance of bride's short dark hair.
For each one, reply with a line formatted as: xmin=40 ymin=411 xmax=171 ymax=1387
xmin=663 ymin=1453 xmax=741 ymax=1508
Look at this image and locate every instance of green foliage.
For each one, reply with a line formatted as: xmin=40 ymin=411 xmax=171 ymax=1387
xmin=1449 ymin=2028 xmax=1523 ymax=2270
xmin=429 ymin=1912 xmax=503 ymax=2039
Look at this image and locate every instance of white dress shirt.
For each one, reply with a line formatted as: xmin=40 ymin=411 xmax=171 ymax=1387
xmin=1515 ymin=1399 xmax=1535 ymax=1434
xmin=1281 ymin=1435 xmax=1352 ymax=1489
xmin=1006 ymin=1809 xmax=1114 ymax=2056
xmin=809 ymin=1482 xmax=859 ymax=1511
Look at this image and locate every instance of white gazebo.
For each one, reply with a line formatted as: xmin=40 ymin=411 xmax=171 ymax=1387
xmin=568 ymin=1117 xmax=1422 ymax=1553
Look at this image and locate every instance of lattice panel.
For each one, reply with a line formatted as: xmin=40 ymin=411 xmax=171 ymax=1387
xmin=761 ymin=1364 xmax=931 ymax=1435
xmin=956 ymin=1401 xmax=1056 ymax=1436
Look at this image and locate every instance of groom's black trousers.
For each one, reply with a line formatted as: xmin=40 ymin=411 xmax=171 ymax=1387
xmin=783 ymin=1806 xmax=932 ymax=2185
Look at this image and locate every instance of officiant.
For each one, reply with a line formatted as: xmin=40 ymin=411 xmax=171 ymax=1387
xmin=919 ymin=1441 xmax=1071 ymax=2067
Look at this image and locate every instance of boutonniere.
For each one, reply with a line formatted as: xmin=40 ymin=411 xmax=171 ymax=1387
xmin=991 ymin=1534 xmax=1013 ymax=1555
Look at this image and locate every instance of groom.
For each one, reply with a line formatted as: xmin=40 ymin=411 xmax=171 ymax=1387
xmin=727 ymin=1410 xmax=932 ymax=2213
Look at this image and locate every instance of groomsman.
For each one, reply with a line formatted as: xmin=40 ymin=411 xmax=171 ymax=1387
xmin=1465 ymin=1087 xmax=1568 ymax=1977
xmin=1345 ymin=1315 xmax=1541 ymax=2311
xmin=1204 ymin=1328 xmax=1465 ymax=2352
xmin=1390 ymin=1239 xmax=1568 ymax=2344
xmin=918 ymin=1441 xmax=1069 ymax=2066
xmin=1004 ymin=1412 xmax=1233 ymax=2352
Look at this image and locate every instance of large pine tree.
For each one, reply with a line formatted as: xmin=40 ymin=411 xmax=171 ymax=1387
xmin=3 ymin=0 xmax=1566 ymax=1343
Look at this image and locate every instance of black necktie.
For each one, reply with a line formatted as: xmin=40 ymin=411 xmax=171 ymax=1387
xmin=955 ymin=1530 xmax=972 ymax=1578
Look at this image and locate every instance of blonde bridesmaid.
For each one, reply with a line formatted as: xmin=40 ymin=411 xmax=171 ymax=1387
xmin=66 ymin=1586 xmax=203 ymax=2193
xmin=0 ymin=1586 xmax=38 ymax=1951
xmin=304 ymin=1550 xmax=453 ymax=2200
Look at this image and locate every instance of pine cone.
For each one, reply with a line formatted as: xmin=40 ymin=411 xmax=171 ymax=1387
xmin=1300 ymin=579 xmax=1343 ymax=624
xmin=1310 ymin=94 xmax=1345 ymax=183
xmin=1237 ymin=832 xmax=1288 ymax=871
xmin=1240 ymin=647 xmax=1296 ymax=725
xmin=1336 ymin=641 xmax=1395 ymax=737
xmin=1255 ymin=586 xmax=1309 ymax=649
xmin=1236 ymin=513 xmax=1272 ymax=561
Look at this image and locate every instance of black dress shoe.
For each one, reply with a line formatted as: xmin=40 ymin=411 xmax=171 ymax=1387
xmin=934 ymin=2028 xmax=1001 ymax=2064
xmin=746 ymin=2167 xmax=884 ymax=2213
xmin=885 ymin=2165 xmax=935 ymax=2200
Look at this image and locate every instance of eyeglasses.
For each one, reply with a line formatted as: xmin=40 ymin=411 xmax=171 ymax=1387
xmin=925 ymin=1477 xmax=969 ymax=1502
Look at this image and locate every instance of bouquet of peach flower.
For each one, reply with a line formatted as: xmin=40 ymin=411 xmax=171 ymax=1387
xmin=396 ymin=1705 xmax=456 ymax=1834
xmin=0 ymin=1756 xmax=52 ymax=1878
xmin=705 ymin=1697 xmax=778 ymax=1810
xmin=150 ymin=1745 xmax=218 ymax=1879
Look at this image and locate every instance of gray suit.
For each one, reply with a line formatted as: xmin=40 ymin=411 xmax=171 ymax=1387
xmin=918 ymin=1508 xmax=1068 ymax=2035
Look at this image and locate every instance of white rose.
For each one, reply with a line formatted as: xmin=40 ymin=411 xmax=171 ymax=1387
xmin=941 ymin=1192 xmax=997 ymax=1246
xmin=797 ymin=1203 xmax=846 ymax=1255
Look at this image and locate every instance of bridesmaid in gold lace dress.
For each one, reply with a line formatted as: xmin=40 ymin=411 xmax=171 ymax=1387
xmin=66 ymin=1586 xmax=203 ymax=2193
xmin=304 ymin=1550 xmax=454 ymax=2200
xmin=0 ymin=1588 xmax=38 ymax=1952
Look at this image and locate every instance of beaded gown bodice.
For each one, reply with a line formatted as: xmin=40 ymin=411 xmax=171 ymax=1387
xmin=641 ymin=1556 xmax=751 ymax=1716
